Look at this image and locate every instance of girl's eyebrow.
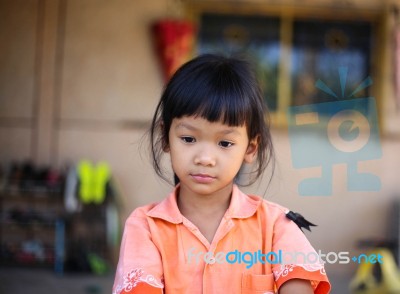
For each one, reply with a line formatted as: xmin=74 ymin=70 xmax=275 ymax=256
xmin=175 ymin=122 xmax=242 ymax=136
xmin=218 ymin=128 xmax=242 ymax=136
xmin=175 ymin=122 xmax=198 ymax=131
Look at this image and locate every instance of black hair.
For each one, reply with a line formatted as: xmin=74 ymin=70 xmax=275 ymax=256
xmin=150 ymin=53 xmax=274 ymax=186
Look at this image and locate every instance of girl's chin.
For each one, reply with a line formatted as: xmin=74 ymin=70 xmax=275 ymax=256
xmin=179 ymin=181 xmax=234 ymax=197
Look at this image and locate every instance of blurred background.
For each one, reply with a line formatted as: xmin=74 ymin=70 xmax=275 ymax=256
xmin=1 ymin=0 xmax=400 ymax=293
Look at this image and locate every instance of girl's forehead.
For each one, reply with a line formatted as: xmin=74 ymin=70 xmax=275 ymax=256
xmin=171 ymin=116 xmax=247 ymax=135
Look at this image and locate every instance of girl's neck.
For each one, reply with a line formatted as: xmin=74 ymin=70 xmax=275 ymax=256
xmin=177 ymin=183 xmax=233 ymax=244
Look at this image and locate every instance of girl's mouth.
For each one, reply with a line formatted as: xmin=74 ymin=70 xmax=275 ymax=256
xmin=190 ymin=173 xmax=216 ymax=183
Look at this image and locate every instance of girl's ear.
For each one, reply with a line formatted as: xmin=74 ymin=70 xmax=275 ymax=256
xmin=160 ymin=122 xmax=170 ymax=152
xmin=244 ymin=136 xmax=259 ymax=164
xmin=162 ymin=137 xmax=170 ymax=152
xmin=163 ymin=142 xmax=170 ymax=152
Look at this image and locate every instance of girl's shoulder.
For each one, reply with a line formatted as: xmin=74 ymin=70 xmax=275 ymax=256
xmin=125 ymin=201 xmax=161 ymax=223
xmin=245 ymin=192 xmax=316 ymax=233
xmin=245 ymin=192 xmax=290 ymax=218
xmin=126 ymin=188 xmax=182 ymax=224
xmin=227 ymin=186 xmax=291 ymax=224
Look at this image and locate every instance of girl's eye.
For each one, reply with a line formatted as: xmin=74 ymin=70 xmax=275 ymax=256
xmin=219 ymin=141 xmax=234 ymax=148
xmin=181 ymin=136 xmax=196 ymax=144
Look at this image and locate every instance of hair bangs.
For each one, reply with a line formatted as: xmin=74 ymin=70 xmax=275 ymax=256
xmin=166 ymin=62 xmax=250 ymax=128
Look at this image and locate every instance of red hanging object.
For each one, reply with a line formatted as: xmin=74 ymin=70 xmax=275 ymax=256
xmin=152 ymin=19 xmax=196 ymax=81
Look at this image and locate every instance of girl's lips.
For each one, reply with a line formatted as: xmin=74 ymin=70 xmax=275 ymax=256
xmin=191 ymin=174 xmax=216 ymax=183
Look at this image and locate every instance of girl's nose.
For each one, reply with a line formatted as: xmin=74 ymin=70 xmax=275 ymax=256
xmin=194 ymin=148 xmax=216 ymax=167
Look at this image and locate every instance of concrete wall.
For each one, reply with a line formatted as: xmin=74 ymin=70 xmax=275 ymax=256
xmin=1 ymin=0 xmax=400 ymax=280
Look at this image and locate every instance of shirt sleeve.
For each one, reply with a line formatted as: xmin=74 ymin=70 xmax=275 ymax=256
xmin=271 ymin=211 xmax=331 ymax=294
xmin=113 ymin=210 xmax=164 ymax=294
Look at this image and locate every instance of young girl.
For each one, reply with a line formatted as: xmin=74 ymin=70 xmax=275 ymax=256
xmin=113 ymin=54 xmax=331 ymax=294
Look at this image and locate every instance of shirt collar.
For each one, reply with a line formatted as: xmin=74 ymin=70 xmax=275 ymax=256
xmin=146 ymin=184 xmax=261 ymax=224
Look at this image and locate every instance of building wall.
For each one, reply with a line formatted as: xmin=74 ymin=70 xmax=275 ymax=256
xmin=1 ymin=0 xmax=400 ymax=277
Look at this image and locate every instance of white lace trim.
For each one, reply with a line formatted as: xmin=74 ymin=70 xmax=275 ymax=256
xmin=273 ymin=263 xmax=326 ymax=280
xmin=113 ymin=268 xmax=164 ymax=294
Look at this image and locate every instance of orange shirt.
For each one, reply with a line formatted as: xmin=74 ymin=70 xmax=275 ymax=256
xmin=113 ymin=185 xmax=331 ymax=294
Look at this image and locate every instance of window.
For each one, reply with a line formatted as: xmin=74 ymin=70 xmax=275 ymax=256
xmin=191 ymin=3 xmax=384 ymax=126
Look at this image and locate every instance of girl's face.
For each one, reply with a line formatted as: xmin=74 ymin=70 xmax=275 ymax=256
xmin=167 ymin=116 xmax=258 ymax=197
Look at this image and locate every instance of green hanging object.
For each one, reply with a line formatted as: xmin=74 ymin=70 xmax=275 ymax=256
xmin=77 ymin=160 xmax=111 ymax=204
